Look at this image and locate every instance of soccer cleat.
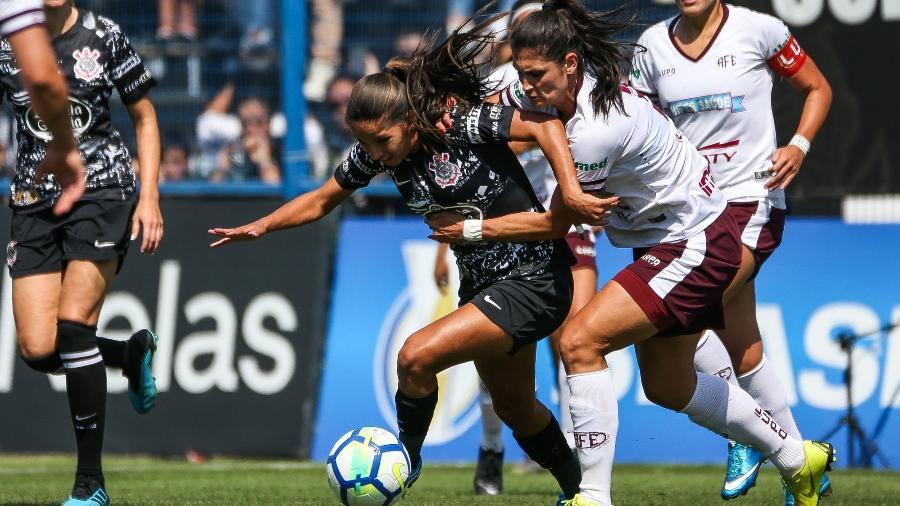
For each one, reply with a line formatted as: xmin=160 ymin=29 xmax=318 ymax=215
xmin=401 ymin=457 xmax=422 ymax=497
xmin=558 ymin=493 xmax=605 ymax=505
xmin=125 ymin=329 xmax=158 ymax=414
xmin=721 ymin=441 xmax=764 ymax=499
xmin=473 ymin=446 xmax=503 ymax=495
xmin=781 ymin=441 xmax=836 ymax=506
xmin=784 ymin=473 xmax=833 ymax=505
xmin=62 ymin=475 xmax=109 ymax=506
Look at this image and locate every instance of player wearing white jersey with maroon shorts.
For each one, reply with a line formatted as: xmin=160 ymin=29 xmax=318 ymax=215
xmin=630 ymin=0 xmax=833 ymax=502
xmin=428 ymin=1 xmax=834 ymax=505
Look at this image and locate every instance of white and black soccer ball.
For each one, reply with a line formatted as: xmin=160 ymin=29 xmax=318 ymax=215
xmin=326 ymin=426 xmax=411 ymax=505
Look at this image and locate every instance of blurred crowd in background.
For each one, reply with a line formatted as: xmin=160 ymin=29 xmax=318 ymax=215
xmin=0 ymin=1 xmax=673 ymax=196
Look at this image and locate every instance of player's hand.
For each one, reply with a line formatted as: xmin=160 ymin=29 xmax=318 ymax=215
xmin=426 ymin=211 xmax=466 ymax=244
xmin=434 ymin=97 xmax=457 ymax=135
xmin=563 ymin=192 xmax=619 ymax=226
xmin=208 ymin=220 xmax=268 ymax=248
xmin=433 ymin=250 xmax=449 ymax=293
xmin=767 ymin=145 xmax=804 ymax=190
xmin=37 ymin=138 xmax=85 ymax=216
xmin=131 ymin=193 xmax=164 ymax=254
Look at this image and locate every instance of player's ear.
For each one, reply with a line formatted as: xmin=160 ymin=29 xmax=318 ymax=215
xmin=564 ymin=52 xmax=579 ymax=76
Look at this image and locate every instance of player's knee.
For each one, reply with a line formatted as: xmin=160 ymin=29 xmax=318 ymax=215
xmin=642 ymin=377 xmax=692 ymax=411
xmin=491 ymin=393 xmax=536 ymax=426
xmin=20 ymin=352 xmax=63 ymax=374
xmin=18 ymin=339 xmax=55 ymax=361
xmin=396 ymin=342 xmax=433 ymax=381
xmin=559 ymin=327 xmax=601 ymax=371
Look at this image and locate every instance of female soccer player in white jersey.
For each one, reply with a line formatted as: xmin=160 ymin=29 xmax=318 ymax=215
xmin=629 ymin=0 xmax=832 ymax=501
xmin=428 ymin=1 xmax=833 ymax=505
xmin=0 ymin=0 xmax=84 ymax=213
xmin=1 ymin=1 xmax=164 ymax=504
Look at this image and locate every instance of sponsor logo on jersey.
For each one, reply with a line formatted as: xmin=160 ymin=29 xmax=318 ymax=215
xmin=630 ymin=68 xmax=641 ymax=80
xmin=698 ymin=139 xmax=740 ymax=166
xmin=667 ymin=92 xmax=745 ymax=117
xmin=574 ymin=431 xmax=609 ymax=449
xmin=717 ymin=54 xmax=737 ymax=69
xmin=698 ymin=165 xmax=717 ymax=197
xmin=72 ymin=46 xmax=103 ymax=82
xmin=374 ymin=241 xmax=481 ymax=445
xmin=574 ymin=158 xmax=608 ymax=172
xmin=640 ymin=253 xmax=661 ymax=267
xmin=428 ymin=153 xmax=462 ymax=188
xmin=25 ymin=96 xmax=92 ymax=141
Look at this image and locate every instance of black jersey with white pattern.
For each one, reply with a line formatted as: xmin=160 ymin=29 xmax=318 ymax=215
xmin=335 ymin=102 xmax=574 ymax=293
xmin=0 ymin=9 xmax=155 ymax=211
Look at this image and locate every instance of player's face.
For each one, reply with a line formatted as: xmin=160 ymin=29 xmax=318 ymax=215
xmin=676 ymin=0 xmax=719 ymax=17
xmin=350 ymin=117 xmax=419 ymax=167
xmin=512 ymin=49 xmax=577 ymax=111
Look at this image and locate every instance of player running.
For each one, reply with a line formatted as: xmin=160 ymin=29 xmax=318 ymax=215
xmin=2 ymin=1 xmax=164 ymax=504
xmin=629 ymin=0 xmax=832 ymax=501
xmin=427 ymin=2 xmax=834 ymax=505
xmin=210 ymin=17 xmax=618 ymax=503
xmin=0 ymin=0 xmax=84 ymax=213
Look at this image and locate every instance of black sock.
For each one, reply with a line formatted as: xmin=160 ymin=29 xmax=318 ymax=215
xmin=514 ymin=415 xmax=581 ymax=499
xmin=95 ymin=337 xmax=126 ymax=369
xmin=57 ymin=320 xmax=106 ymax=479
xmin=395 ymin=388 xmax=438 ymax=467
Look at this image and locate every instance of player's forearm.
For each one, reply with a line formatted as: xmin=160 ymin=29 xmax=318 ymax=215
xmin=9 ymin=27 xmax=76 ymax=148
xmin=259 ymin=177 xmax=350 ymax=233
xmin=132 ymin=103 xmax=161 ymax=198
xmin=482 ymin=209 xmax=571 ymax=242
xmin=792 ymin=59 xmax=832 ymax=144
xmin=511 ymin=110 xmax=583 ymax=200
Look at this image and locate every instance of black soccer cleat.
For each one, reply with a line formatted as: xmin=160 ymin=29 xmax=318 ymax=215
xmin=473 ymin=446 xmax=504 ymax=496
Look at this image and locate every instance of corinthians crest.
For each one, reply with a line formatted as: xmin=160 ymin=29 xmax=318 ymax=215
xmin=72 ymin=46 xmax=103 ymax=81
xmin=428 ymin=153 xmax=461 ymax=188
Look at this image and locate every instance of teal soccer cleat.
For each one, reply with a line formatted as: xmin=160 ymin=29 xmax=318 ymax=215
xmin=126 ymin=329 xmax=158 ymax=414
xmin=62 ymin=476 xmax=109 ymax=506
xmin=721 ymin=441 xmax=764 ymax=500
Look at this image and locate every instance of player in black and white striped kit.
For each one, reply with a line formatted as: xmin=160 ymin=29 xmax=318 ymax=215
xmin=1 ymin=1 xmax=164 ymax=504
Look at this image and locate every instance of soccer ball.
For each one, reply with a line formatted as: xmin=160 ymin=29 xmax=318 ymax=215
xmin=326 ymin=426 xmax=411 ymax=505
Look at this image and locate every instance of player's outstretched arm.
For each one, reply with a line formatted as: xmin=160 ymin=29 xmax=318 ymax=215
xmin=9 ymin=25 xmax=85 ymax=215
xmin=427 ymin=188 xmax=617 ymax=243
xmin=208 ymin=176 xmax=353 ymax=248
xmin=507 ymin=109 xmax=610 ymax=226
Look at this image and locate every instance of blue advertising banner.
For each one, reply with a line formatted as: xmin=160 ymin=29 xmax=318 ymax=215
xmin=314 ymin=218 xmax=900 ymax=468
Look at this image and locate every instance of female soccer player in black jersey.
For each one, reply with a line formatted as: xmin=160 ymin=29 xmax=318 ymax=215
xmin=210 ymin=18 xmax=616 ymax=502
xmin=2 ymin=1 xmax=164 ymax=504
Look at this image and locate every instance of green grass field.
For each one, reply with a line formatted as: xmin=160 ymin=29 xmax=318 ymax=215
xmin=0 ymin=454 xmax=896 ymax=505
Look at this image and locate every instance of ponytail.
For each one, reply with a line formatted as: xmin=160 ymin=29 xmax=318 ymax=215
xmin=511 ymin=0 xmax=639 ymax=117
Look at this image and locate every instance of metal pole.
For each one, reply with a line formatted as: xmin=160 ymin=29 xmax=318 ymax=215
xmin=281 ymin=0 xmax=309 ymax=199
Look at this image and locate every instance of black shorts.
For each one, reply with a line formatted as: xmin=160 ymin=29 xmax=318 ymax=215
xmin=7 ymin=194 xmax=137 ymax=278
xmin=462 ymin=265 xmax=574 ymax=354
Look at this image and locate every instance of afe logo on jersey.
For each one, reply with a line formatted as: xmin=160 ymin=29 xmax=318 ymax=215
xmin=428 ymin=153 xmax=462 ymax=188
xmin=25 ymin=97 xmax=93 ymax=141
xmin=72 ymin=46 xmax=103 ymax=81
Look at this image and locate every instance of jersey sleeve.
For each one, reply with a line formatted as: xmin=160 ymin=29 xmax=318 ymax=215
xmin=333 ymin=143 xmax=386 ymax=190
xmin=629 ymin=33 xmax=657 ymax=96
xmin=756 ymin=13 xmax=808 ymax=78
xmin=445 ymin=102 xmax=514 ymax=146
xmin=0 ymin=0 xmax=44 ymax=37
xmin=104 ymin=23 xmax=156 ymax=104
xmin=569 ymin=119 xmax=625 ymax=194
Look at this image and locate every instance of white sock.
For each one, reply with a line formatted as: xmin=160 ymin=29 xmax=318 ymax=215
xmin=694 ymin=330 xmax=739 ymax=387
xmin=567 ymin=369 xmax=617 ymax=506
xmin=738 ymin=356 xmax=802 ymax=440
xmin=479 ymin=381 xmax=504 ymax=452
xmin=557 ymin=359 xmax=575 ymax=449
xmin=681 ymin=372 xmax=804 ymax=476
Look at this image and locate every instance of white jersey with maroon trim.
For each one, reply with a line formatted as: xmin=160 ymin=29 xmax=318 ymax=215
xmin=501 ymin=73 xmax=725 ymax=248
xmin=630 ymin=4 xmax=808 ymax=209
xmin=0 ymin=0 xmax=44 ymax=37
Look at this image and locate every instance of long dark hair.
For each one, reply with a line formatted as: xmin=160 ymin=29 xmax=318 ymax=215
xmin=510 ymin=0 xmax=639 ymax=117
xmin=346 ymin=8 xmax=506 ymax=151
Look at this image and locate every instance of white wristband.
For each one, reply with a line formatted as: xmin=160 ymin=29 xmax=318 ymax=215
xmin=789 ymin=134 xmax=810 ymax=156
xmin=462 ymin=219 xmax=483 ymax=242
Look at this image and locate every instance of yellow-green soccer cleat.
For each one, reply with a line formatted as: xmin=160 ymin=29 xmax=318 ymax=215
xmin=781 ymin=441 xmax=836 ymax=506
xmin=559 ymin=493 xmax=607 ymax=506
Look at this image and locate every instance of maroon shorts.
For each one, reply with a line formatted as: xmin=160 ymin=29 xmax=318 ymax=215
xmin=565 ymin=230 xmax=597 ymax=271
xmin=725 ymin=200 xmax=786 ymax=278
xmin=612 ymin=211 xmax=742 ymax=337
